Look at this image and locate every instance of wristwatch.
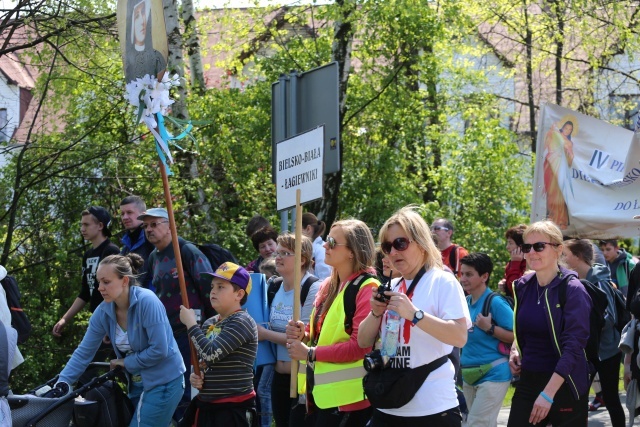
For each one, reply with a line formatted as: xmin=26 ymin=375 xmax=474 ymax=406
xmin=411 ymin=310 xmax=425 ymax=325
xmin=486 ymin=324 xmax=496 ymax=336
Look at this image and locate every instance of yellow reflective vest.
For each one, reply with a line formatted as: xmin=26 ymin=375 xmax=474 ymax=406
xmin=298 ymin=275 xmax=378 ymax=408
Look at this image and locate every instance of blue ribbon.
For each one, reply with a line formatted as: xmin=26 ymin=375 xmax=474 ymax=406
xmin=153 ymin=112 xmax=196 ymax=175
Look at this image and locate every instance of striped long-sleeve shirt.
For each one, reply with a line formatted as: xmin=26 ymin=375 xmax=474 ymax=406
xmin=187 ymin=310 xmax=257 ymax=401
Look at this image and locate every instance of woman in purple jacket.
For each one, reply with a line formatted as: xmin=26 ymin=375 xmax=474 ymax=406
xmin=507 ymin=220 xmax=591 ymax=427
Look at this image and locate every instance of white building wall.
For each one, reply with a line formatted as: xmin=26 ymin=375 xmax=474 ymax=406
xmin=0 ymin=77 xmax=20 ymax=142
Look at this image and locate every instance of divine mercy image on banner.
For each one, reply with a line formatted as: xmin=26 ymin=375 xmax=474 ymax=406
xmin=531 ymin=103 xmax=640 ymax=238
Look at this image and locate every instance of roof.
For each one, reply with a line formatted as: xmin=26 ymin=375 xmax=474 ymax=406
xmin=0 ymin=52 xmax=35 ymax=89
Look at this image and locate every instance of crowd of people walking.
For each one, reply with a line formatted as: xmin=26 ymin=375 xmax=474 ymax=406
xmin=1 ymin=197 xmax=639 ymax=427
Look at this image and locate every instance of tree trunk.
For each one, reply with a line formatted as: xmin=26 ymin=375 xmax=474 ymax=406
xmin=524 ymin=2 xmax=536 ymax=153
xmin=163 ymin=0 xmax=211 ymax=232
xmin=316 ymin=0 xmax=355 ymax=228
xmin=181 ymin=0 xmax=206 ymax=94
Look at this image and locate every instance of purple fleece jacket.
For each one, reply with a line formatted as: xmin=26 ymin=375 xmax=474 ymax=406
xmin=513 ymin=266 xmax=592 ymax=399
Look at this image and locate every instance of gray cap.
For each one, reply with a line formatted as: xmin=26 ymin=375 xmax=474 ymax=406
xmin=137 ymin=207 xmax=169 ymax=220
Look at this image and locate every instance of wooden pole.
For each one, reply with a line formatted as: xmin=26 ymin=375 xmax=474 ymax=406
xmin=159 ymin=161 xmax=200 ymax=376
xmin=290 ymin=189 xmax=302 ymax=398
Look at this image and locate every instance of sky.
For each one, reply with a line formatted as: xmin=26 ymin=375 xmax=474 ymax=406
xmin=0 ymin=0 xmax=332 ymax=9
xmin=197 ymin=0 xmax=332 ymax=7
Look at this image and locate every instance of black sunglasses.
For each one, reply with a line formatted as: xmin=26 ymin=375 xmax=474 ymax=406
xmin=520 ymin=242 xmax=560 ymax=253
xmin=381 ymin=237 xmax=413 ymax=254
xmin=326 ymin=236 xmax=348 ymax=249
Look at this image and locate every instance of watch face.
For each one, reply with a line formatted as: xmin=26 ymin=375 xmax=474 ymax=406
xmin=415 ymin=310 xmax=424 ymax=320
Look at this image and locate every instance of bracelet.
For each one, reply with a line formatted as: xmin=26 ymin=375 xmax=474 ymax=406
xmin=540 ymin=391 xmax=554 ymax=404
xmin=307 ymin=347 xmax=315 ymax=362
xmin=370 ymin=310 xmax=383 ymax=319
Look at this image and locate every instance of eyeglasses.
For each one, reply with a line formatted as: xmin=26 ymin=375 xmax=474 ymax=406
xmin=326 ymin=236 xmax=348 ymax=249
xmin=275 ymin=251 xmax=294 ymax=258
xmin=141 ymin=221 xmax=169 ymax=230
xmin=381 ymin=237 xmax=413 ymax=254
xmin=431 ymin=226 xmax=450 ymax=232
xmin=520 ymin=242 xmax=560 ymax=253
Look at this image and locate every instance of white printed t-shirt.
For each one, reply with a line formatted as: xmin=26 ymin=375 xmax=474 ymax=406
xmin=379 ymin=267 xmax=471 ymax=417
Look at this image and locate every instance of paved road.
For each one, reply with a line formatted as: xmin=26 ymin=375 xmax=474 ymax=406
xmin=496 ymin=393 xmax=628 ymax=426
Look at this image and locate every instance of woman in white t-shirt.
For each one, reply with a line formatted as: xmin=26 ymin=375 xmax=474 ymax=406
xmin=358 ymin=206 xmax=471 ymax=426
xmin=257 ymin=233 xmax=320 ymax=427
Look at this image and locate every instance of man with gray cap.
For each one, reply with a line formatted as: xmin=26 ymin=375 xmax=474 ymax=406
xmin=52 ymin=206 xmax=119 ymax=384
xmin=139 ymin=207 xmax=215 ymax=422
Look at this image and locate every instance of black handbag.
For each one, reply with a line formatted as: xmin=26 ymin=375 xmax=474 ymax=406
xmin=362 ymin=355 xmax=448 ymax=409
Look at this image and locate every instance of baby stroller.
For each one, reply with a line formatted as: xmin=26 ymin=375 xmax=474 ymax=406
xmin=8 ymin=362 xmax=133 ymax=427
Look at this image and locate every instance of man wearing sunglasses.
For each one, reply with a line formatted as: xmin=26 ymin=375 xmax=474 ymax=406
xmin=431 ymin=218 xmax=469 ymax=279
xmin=139 ymin=207 xmax=215 ymax=422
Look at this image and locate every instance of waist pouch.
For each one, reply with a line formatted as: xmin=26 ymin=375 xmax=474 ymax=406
xmin=362 ymin=355 xmax=448 ymax=409
xmin=461 ymin=358 xmax=507 ymax=385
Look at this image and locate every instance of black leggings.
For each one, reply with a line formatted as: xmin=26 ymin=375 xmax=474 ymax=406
xmin=304 ymin=406 xmax=372 ymax=427
xmin=507 ymin=370 xmax=588 ymax=427
xmin=271 ymin=371 xmax=296 ymax=427
xmin=591 ymin=353 xmax=625 ymax=427
xmin=370 ymin=407 xmax=462 ymax=427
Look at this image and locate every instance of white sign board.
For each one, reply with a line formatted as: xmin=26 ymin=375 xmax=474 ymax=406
xmin=276 ymin=126 xmax=325 ymax=211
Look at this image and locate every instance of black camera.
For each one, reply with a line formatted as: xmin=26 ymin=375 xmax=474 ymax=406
xmin=363 ymin=349 xmax=390 ymax=372
xmin=374 ymin=279 xmax=392 ymax=303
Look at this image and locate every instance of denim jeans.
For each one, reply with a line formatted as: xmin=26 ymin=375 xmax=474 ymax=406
xmin=257 ymin=364 xmax=274 ymax=427
xmin=174 ymin=332 xmax=193 ymax=422
xmin=129 ymin=374 xmax=184 ymax=427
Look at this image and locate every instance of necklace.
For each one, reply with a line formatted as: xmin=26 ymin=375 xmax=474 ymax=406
xmin=537 ymin=285 xmax=545 ymax=305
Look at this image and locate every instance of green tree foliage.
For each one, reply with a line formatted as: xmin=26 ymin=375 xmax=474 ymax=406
xmin=5 ymin=0 xmax=637 ymax=387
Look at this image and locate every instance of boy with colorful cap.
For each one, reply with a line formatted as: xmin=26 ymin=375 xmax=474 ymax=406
xmin=179 ymin=262 xmax=258 ymax=427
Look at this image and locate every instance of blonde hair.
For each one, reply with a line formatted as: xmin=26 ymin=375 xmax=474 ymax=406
xmin=523 ymin=220 xmax=564 ymax=263
xmin=523 ymin=220 xmax=564 ymax=246
xmin=379 ymin=205 xmax=443 ymax=271
xmin=276 ymin=232 xmax=313 ymax=271
xmin=99 ymin=253 xmax=144 ymax=286
xmin=320 ymin=219 xmax=376 ymax=315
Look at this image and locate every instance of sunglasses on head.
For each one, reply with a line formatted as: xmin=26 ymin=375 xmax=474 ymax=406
xmin=520 ymin=242 xmax=560 ymax=253
xmin=326 ymin=236 xmax=348 ymax=249
xmin=381 ymin=237 xmax=413 ymax=254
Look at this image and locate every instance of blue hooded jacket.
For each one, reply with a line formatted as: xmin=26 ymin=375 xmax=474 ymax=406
xmin=513 ymin=266 xmax=592 ymax=400
xmin=59 ymin=286 xmax=185 ymax=390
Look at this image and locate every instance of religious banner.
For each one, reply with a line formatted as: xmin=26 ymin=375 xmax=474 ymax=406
xmin=531 ymin=103 xmax=640 ymax=238
xmin=117 ymin=0 xmax=168 ymax=84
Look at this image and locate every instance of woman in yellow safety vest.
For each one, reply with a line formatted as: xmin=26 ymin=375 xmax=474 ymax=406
xmin=286 ymin=219 xmax=380 ymax=427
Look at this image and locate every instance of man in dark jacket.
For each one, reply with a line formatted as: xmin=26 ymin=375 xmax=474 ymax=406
xmin=119 ymin=195 xmax=154 ymax=288
xmin=600 ymin=239 xmax=636 ymax=296
xmin=140 ymin=207 xmax=214 ymax=422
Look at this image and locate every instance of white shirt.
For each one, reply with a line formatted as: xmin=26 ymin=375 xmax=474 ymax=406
xmin=379 ymin=268 xmax=471 ymax=417
xmin=0 ymin=286 xmax=23 ymax=370
xmin=312 ymin=236 xmax=331 ymax=280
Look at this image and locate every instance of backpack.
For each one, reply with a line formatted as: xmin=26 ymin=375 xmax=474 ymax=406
xmin=342 ymin=273 xmax=376 ymax=335
xmin=267 ymin=274 xmax=319 ymax=308
xmin=1 ymin=275 xmax=31 ymax=344
xmin=558 ymin=276 xmax=608 ymax=364
xmin=471 ymin=291 xmax=514 ymax=356
xmin=481 ymin=292 xmax=515 ymax=317
xmin=179 ymin=240 xmax=239 ymax=272
xmin=608 ymin=281 xmax=631 ymax=333
xmin=448 ymin=245 xmax=460 ymax=276
xmin=73 ymin=380 xmax=134 ymax=427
